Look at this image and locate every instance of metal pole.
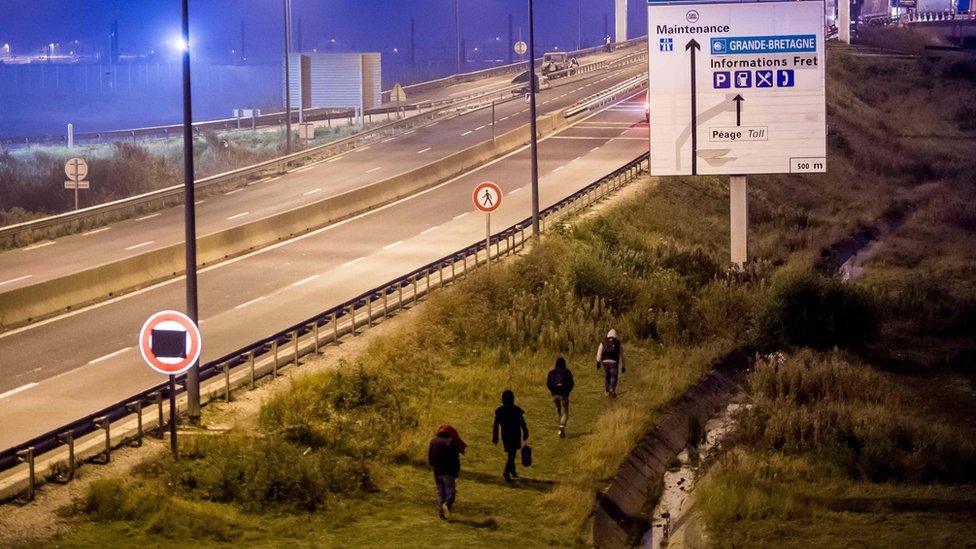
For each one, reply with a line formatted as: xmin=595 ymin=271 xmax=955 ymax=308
xmin=528 ymin=0 xmax=541 ymax=240
xmin=181 ymin=0 xmax=201 ymax=423
xmin=168 ymin=375 xmax=177 ymax=455
xmin=578 ymin=0 xmax=582 ymax=51
xmin=730 ymin=175 xmax=748 ymax=269
xmin=486 ymin=213 xmax=491 ymax=271
xmin=283 ymin=0 xmax=293 ymax=154
xmin=455 ymin=0 xmax=461 ymax=74
xmin=491 ymin=101 xmax=496 ymax=141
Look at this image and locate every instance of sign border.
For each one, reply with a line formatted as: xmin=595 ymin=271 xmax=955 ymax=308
xmin=473 ymin=181 xmax=503 ymax=213
xmin=139 ymin=310 xmax=202 ymax=376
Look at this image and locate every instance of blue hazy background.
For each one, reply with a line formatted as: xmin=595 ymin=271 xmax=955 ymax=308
xmin=0 ymin=0 xmax=648 ymax=139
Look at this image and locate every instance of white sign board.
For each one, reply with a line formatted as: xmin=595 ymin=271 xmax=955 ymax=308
xmin=473 ymin=182 xmax=502 ymax=213
xmin=647 ymin=0 xmax=827 ymax=175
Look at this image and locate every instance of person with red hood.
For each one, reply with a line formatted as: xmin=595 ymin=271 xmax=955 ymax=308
xmin=428 ymin=424 xmax=466 ymax=519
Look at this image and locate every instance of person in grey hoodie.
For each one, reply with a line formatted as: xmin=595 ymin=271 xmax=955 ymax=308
xmin=596 ymin=329 xmax=625 ymax=397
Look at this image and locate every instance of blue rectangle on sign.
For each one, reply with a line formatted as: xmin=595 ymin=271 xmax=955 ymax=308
xmin=777 ymin=69 xmax=795 ymax=87
xmin=710 ymin=35 xmax=817 ymax=55
xmin=713 ymin=71 xmax=730 ymax=88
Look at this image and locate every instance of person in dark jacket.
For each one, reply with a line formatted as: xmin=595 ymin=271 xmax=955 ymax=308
xmin=492 ymin=389 xmax=529 ymax=482
xmin=546 ymin=357 xmax=575 ymax=438
xmin=596 ymin=329 xmax=625 ymax=398
xmin=428 ymin=424 xmax=466 ymax=519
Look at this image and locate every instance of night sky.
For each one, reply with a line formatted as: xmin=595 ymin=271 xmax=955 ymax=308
xmin=0 ymin=1 xmax=649 ymax=61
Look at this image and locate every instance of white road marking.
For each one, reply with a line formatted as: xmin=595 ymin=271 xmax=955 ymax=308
xmin=453 ymin=212 xmax=470 ymax=220
xmin=461 ymin=130 xmax=473 ymax=136
xmin=421 ymin=226 xmax=439 ymax=235
xmin=125 ymin=241 xmax=154 ymax=251
xmin=360 ymin=146 xmax=371 ymax=151
xmin=381 ymin=137 xmax=396 ymax=143
xmin=500 ymin=116 xmax=509 ymax=121
xmin=509 ymin=187 xmax=523 ymax=194
xmin=0 ymin=88 xmax=648 ymax=343
xmin=303 ymin=188 xmax=322 ymax=196
xmin=295 ymin=165 xmax=315 ymax=173
xmin=227 ymin=212 xmax=250 ymax=221
xmin=0 ymin=274 xmax=32 ymax=287
xmin=195 ymin=200 xmax=206 ymax=205
xmin=342 ymin=257 xmax=365 ymax=268
xmin=0 ymin=383 xmax=39 ymax=400
xmin=326 ymin=156 xmax=344 ymax=163
xmin=225 ymin=188 xmax=244 ymax=195
xmin=590 ymin=146 xmax=601 ymax=152
xmin=136 ymin=213 xmax=161 ymax=221
xmin=553 ymin=166 xmax=565 ymax=172
xmin=475 ymin=125 xmax=485 ymax=131
xmin=366 ymin=167 xmax=382 ymax=174
xmin=24 ymin=241 xmax=55 ymax=251
xmin=88 ymin=347 xmax=131 ymax=365
xmin=83 ymin=227 xmax=111 ymax=236
xmin=291 ymin=274 xmax=320 ymax=287
xmin=418 ymin=147 xmax=431 ymax=154
xmin=404 ymin=129 xmax=415 ymax=134
xmin=449 ymin=80 xmax=507 ymax=96
xmin=235 ymin=296 xmax=266 ymax=309
xmin=383 ymin=241 xmax=403 ymax=250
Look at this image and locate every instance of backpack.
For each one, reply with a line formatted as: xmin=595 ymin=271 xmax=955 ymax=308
xmin=551 ymin=369 xmax=568 ymax=391
xmin=601 ymin=338 xmax=621 ymax=361
xmin=521 ymin=444 xmax=533 ymax=467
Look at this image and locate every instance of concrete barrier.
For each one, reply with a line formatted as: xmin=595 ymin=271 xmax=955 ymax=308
xmin=0 ymin=111 xmax=573 ymax=330
xmin=591 ymin=349 xmax=750 ymax=548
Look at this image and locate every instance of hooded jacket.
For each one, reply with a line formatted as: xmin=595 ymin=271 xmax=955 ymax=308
xmin=428 ymin=424 xmax=464 ymax=477
xmin=547 ymin=358 xmax=575 ymax=397
xmin=596 ymin=329 xmax=625 ymax=368
xmin=492 ymin=390 xmax=529 ymax=452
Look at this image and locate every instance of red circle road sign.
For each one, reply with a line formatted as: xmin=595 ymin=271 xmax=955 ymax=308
xmin=138 ymin=310 xmax=202 ymax=376
xmin=473 ymin=181 xmax=503 ymax=213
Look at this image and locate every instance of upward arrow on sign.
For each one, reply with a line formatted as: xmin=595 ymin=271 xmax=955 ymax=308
xmin=733 ymin=94 xmax=744 ymax=126
xmin=685 ymin=39 xmax=700 ymax=175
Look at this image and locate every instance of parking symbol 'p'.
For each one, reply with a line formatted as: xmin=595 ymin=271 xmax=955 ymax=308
xmin=713 ymin=71 xmax=730 ymax=89
xmin=756 ymin=70 xmax=774 ymax=88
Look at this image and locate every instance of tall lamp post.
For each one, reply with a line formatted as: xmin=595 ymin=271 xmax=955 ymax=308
xmin=528 ymin=0 xmax=540 ymax=240
xmin=283 ymin=0 xmax=293 ymax=154
xmin=180 ymin=0 xmax=201 ymax=424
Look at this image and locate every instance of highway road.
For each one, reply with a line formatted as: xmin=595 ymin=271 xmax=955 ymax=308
xmin=0 ymin=89 xmax=649 ymax=451
xmin=0 ymin=59 xmax=642 ymax=295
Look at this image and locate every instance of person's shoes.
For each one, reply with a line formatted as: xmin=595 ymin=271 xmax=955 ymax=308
xmin=441 ymin=503 xmax=451 ymax=520
xmin=438 ymin=504 xmax=446 ymax=520
xmin=511 ymin=471 xmax=519 ymax=479
xmin=504 ymin=473 xmax=512 ymax=483
xmin=604 ymin=391 xmax=610 ymax=397
xmin=610 ymin=390 xmax=617 ymax=398
xmin=559 ymin=427 xmax=566 ymax=438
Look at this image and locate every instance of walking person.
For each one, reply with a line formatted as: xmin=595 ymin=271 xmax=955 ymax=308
xmin=547 ymin=357 xmax=575 ymax=438
xmin=428 ymin=424 xmax=466 ymax=520
xmin=492 ymin=389 xmax=529 ymax=482
xmin=596 ymin=329 xmax=625 ymax=398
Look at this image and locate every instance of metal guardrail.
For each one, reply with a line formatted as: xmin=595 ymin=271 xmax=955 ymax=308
xmin=0 ymin=51 xmax=645 ymax=249
xmin=565 ymin=73 xmax=649 ymax=118
xmin=905 ymin=10 xmax=975 ymax=22
xmin=0 ymin=147 xmax=651 ymax=501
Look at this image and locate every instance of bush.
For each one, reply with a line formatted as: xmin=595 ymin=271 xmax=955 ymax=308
xmin=754 ymin=268 xmax=877 ymax=350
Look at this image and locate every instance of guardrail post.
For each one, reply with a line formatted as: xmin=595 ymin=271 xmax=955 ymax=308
xmin=383 ymin=291 xmax=390 ymax=318
xmin=439 ymin=262 xmax=445 ymax=287
xmin=248 ymin=351 xmax=256 ymax=389
xmin=93 ymin=416 xmax=111 ymax=464
xmin=398 ymin=283 xmax=404 ymax=312
xmin=292 ymin=331 xmax=300 ymax=365
xmin=463 ymin=253 xmax=468 ymax=276
xmin=367 ymin=296 xmax=374 ymax=328
xmin=349 ymin=304 xmax=357 ymax=334
xmin=125 ymin=401 xmax=144 ymax=446
xmin=15 ymin=448 xmax=35 ymax=503
xmin=271 ymin=340 xmax=279 ymax=378
xmin=313 ymin=322 xmax=320 ymax=353
xmin=55 ymin=432 xmax=75 ymax=482
xmin=150 ymin=391 xmax=164 ymax=438
xmin=332 ymin=311 xmax=339 ymax=343
xmin=451 ymin=258 xmax=456 ymax=281
xmin=425 ymin=268 xmax=431 ymax=294
xmin=412 ymin=275 xmax=419 ymax=304
xmin=221 ymin=362 xmax=232 ymax=401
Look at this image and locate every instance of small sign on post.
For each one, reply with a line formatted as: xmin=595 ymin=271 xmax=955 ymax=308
xmin=64 ymin=157 xmax=89 ymax=211
xmin=514 ymin=41 xmax=528 ymax=57
xmin=139 ymin=310 xmax=203 ymax=456
xmin=473 ymin=182 xmax=503 ymax=270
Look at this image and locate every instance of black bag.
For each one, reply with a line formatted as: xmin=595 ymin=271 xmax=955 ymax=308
xmin=601 ymin=338 xmax=621 ymax=361
xmin=521 ymin=444 xmax=533 ymax=467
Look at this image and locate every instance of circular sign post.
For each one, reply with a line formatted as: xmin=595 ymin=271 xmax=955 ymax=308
xmin=64 ymin=157 xmax=89 ymax=211
xmin=473 ymin=182 xmax=503 ymax=270
xmin=138 ymin=310 xmax=202 ymax=455
xmin=514 ymin=40 xmax=528 ymax=57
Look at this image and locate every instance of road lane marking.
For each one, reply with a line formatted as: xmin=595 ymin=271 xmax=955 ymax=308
xmin=342 ymin=257 xmax=365 ymax=268
xmin=125 ymin=241 xmax=154 ymax=251
xmin=295 ymin=165 xmax=316 ymax=173
xmin=366 ymin=167 xmax=382 ymax=173
xmin=381 ymin=137 xmax=396 ymax=143
xmin=23 ymin=241 xmax=55 ymax=251
xmin=303 ymin=188 xmax=322 ymax=196
xmin=590 ymin=146 xmax=601 ymax=152
xmin=360 ymin=146 xmax=371 ymax=151
xmin=227 ymin=212 xmax=250 ymax=221
xmin=235 ymin=296 xmax=266 ymax=309
xmin=195 ymin=200 xmax=206 ymax=205
xmin=0 ymin=274 xmax=32 ymax=287
xmin=404 ymin=129 xmax=415 ymax=134
xmin=553 ymin=165 xmax=565 ymax=172
xmin=453 ymin=212 xmax=470 ymax=220
xmin=418 ymin=147 xmax=431 ymax=154
xmin=0 ymin=88 xmax=649 ymax=342
xmin=475 ymin=125 xmax=485 ymax=131
xmin=500 ymin=116 xmax=509 ymax=121
xmin=83 ymin=227 xmax=111 ymax=236
xmin=225 ymin=188 xmax=244 ymax=195
xmin=0 ymin=383 xmax=38 ymax=400
xmin=136 ymin=213 xmax=161 ymax=221
xmin=291 ymin=274 xmax=320 ymax=287
xmin=421 ymin=226 xmax=439 ymax=235
xmin=509 ymin=187 xmax=523 ymax=194
xmin=461 ymin=130 xmax=473 ymax=136
xmin=88 ymin=347 xmax=132 ymax=365
xmin=326 ymin=156 xmax=344 ymax=163
xmin=383 ymin=241 xmax=403 ymax=250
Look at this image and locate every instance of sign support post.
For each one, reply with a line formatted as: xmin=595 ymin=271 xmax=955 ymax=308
xmin=168 ymin=375 xmax=177 ymax=455
xmin=730 ymin=175 xmax=748 ymax=269
xmin=485 ymin=213 xmax=492 ymax=270
xmin=527 ymin=0 xmax=541 ymax=241
xmin=474 ymin=181 xmax=503 ymax=270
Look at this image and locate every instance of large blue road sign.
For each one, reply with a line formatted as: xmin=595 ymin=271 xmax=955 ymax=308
xmin=711 ymin=35 xmax=817 ymax=55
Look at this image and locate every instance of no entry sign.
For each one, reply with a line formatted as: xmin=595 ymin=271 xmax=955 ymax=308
xmin=139 ymin=310 xmax=202 ymax=376
xmin=473 ymin=181 xmax=503 ymax=213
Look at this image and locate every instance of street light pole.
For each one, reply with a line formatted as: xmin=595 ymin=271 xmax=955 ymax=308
xmin=528 ymin=0 xmax=540 ymax=240
xmin=455 ymin=0 xmax=461 ymax=74
xmin=283 ymin=0 xmax=293 ymax=154
xmin=180 ymin=0 xmax=201 ymax=424
xmin=578 ymin=0 xmax=582 ymax=51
